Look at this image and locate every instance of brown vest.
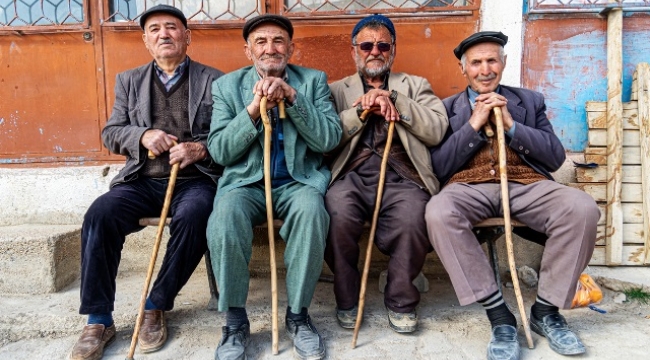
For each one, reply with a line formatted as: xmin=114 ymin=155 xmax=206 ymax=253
xmin=447 ymin=123 xmax=546 ymax=185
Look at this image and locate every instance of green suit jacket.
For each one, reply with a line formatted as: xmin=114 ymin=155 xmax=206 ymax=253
xmin=208 ymin=64 xmax=342 ymax=197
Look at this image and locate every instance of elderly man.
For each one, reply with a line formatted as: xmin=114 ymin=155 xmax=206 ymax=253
xmin=69 ymin=5 xmax=223 ymax=360
xmin=324 ymin=14 xmax=448 ymax=333
xmin=424 ymin=31 xmax=599 ymax=360
xmin=206 ymin=14 xmax=341 ymax=360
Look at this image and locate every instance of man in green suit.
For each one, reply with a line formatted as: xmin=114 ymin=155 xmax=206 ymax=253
xmin=206 ymin=14 xmax=341 ymax=360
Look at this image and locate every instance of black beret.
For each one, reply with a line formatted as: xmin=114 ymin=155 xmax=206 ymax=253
xmin=453 ymin=31 xmax=508 ymax=59
xmin=243 ymin=14 xmax=294 ymax=40
xmin=139 ymin=4 xmax=187 ymax=30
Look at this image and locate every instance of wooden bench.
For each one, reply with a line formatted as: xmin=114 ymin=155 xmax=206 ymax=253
xmin=139 ymin=217 xmax=526 ymax=310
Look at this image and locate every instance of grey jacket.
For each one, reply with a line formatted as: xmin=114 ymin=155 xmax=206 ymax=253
xmin=102 ymin=59 xmax=224 ymax=187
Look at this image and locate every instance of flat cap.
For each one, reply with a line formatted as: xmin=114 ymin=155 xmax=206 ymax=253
xmin=352 ymin=14 xmax=395 ymax=40
xmin=243 ymin=14 xmax=294 ymax=40
xmin=139 ymin=4 xmax=187 ymax=29
xmin=453 ymin=31 xmax=508 ymax=59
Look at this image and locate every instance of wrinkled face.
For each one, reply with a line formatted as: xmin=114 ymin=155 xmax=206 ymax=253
xmin=461 ymin=42 xmax=506 ymax=94
xmin=245 ymin=23 xmax=294 ymax=77
xmin=352 ymin=26 xmax=395 ymax=78
xmin=142 ymin=13 xmax=190 ymax=63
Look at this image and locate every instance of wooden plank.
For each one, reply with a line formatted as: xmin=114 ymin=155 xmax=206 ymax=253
xmin=596 ymin=224 xmax=645 ymax=245
xmin=568 ymin=183 xmax=642 ymax=203
xmin=596 ymin=203 xmax=645 ymax=226
xmin=584 ymin=146 xmax=641 ymax=165
xmin=575 ymin=165 xmax=641 ymax=183
xmin=636 ymin=63 xmax=650 ymax=265
xmin=588 ymin=129 xmax=640 ymax=147
xmin=589 ymin=245 xmax=647 ymax=266
xmin=587 ymin=104 xmax=639 ymax=129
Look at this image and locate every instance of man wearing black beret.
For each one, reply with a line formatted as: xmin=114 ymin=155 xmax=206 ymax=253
xmin=206 ymin=13 xmax=341 ymax=360
xmin=70 ymin=4 xmax=224 ymax=360
xmin=325 ymin=14 xmax=448 ymax=334
xmin=425 ymin=31 xmax=599 ymax=360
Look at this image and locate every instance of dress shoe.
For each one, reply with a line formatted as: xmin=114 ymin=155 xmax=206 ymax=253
xmin=387 ymin=308 xmax=417 ymax=333
xmin=138 ymin=310 xmax=167 ymax=353
xmin=530 ymin=313 xmax=586 ymax=355
xmin=336 ymin=306 xmax=357 ymax=329
xmin=286 ymin=315 xmax=325 ymax=360
xmin=487 ymin=325 xmax=520 ymax=360
xmin=69 ymin=324 xmax=116 ymax=360
xmin=215 ymin=323 xmax=250 ymax=360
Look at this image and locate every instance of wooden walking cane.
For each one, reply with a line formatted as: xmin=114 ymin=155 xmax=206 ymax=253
xmin=351 ymin=109 xmax=394 ymax=348
xmin=493 ymin=107 xmax=534 ymax=349
xmin=126 ymin=143 xmax=180 ymax=360
xmin=260 ymin=96 xmax=285 ymax=355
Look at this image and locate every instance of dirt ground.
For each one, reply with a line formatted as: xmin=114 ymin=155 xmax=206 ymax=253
xmin=1 ymin=269 xmax=649 ymax=360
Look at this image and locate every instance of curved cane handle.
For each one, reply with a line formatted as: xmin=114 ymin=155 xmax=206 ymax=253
xmin=147 ymin=140 xmax=178 ymax=160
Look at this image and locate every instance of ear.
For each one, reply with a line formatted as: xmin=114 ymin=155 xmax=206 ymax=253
xmin=185 ymin=29 xmax=191 ymax=45
xmin=244 ymin=42 xmax=253 ymax=61
xmin=142 ymin=32 xmax=147 ymax=46
xmin=458 ymin=60 xmax=465 ymax=76
xmin=503 ymin=54 xmax=507 ymax=68
xmin=287 ymin=41 xmax=295 ymax=59
xmin=350 ymin=45 xmax=356 ymax=61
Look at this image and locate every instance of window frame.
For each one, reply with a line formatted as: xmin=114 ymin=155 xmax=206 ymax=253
xmin=0 ymin=0 xmax=90 ymax=33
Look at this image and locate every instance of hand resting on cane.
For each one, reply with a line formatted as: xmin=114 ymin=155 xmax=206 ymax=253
xmin=142 ymin=129 xmax=208 ymax=168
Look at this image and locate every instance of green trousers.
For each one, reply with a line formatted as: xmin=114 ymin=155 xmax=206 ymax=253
xmin=207 ymin=181 xmax=328 ymax=313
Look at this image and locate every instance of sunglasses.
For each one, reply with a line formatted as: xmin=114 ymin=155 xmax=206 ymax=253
xmin=353 ymin=41 xmax=393 ymax=52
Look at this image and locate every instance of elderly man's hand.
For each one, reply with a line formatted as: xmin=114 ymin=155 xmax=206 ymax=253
xmin=352 ymin=89 xmax=399 ymax=122
xmin=169 ymin=142 xmax=208 ymax=169
xmin=469 ymin=92 xmax=511 ymax=132
xmin=246 ymin=77 xmax=297 ymax=121
xmin=141 ymin=129 xmax=178 ymax=157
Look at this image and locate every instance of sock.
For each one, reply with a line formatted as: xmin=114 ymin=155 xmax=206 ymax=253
xmin=144 ymin=297 xmax=158 ymax=311
xmin=478 ymin=291 xmax=516 ymax=328
xmin=286 ymin=306 xmax=308 ymax=321
xmin=531 ymin=295 xmax=559 ymax=320
xmin=87 ymin=313 xmax=113 ymax=327
xmin=226 ymin=307 xmax=249 ymax=328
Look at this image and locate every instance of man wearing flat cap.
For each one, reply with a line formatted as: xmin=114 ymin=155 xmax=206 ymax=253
xmin=324 ymin=14 xmax=448 ymax=334
xmin=69 ymin=5 xmax=224 ymax=360
xmin=424 ymin=31 xmax=599 ymax=360
xmin=206 ymin=14 xmax=341 ymax=360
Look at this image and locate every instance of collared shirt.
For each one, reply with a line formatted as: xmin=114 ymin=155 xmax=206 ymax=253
xmin=467 ymin=85 xmax=516 ymax=137
xmin=153 ymin=56 xmax=190 ymax=92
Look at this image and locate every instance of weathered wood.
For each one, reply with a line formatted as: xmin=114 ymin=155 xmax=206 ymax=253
xmin=568 ymin=183 xmax=642 ymax=203
xmin=605 ymin=6 xmax=624 ymax=265
xmin=596 ymin=224 xmax=645 ymax=246
xmin=584 ymin=146 xmax=641 ymax=165
xmin=587 ymin=102 xmax=639 ymax=129
xmin=636 ymin=63 xmax=650 ymax=265
xmin=588 ymin=129 xmax=640 ymax=147
xmin=575 ymin=165 xmax=641 ymax=183
xmin=596 ymin=203 xmax=645 ymax=226
xmin=590 ymin=245 xmax=647 ymax=266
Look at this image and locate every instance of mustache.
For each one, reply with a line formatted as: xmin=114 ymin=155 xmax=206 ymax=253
xmin=159 ymin=39 xmax=174 ymax=45
xmin=260 ymin=54 xmax=284 ymax=61
xmin=477 ymin=74 xmax=497 ymax=81
xmin=365 ymin=55 xmax=385 ymax=63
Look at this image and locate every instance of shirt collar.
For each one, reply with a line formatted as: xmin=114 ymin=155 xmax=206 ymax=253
xmin=153 ymin=56 xmax=190 ymax=79
xmin=467 ymin=85 xmax=501 ymax=109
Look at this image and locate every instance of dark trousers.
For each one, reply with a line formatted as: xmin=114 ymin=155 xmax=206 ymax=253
xmin=79 ymin=177 xmax=216 ymax=314
xmin=324 ymin=156 xmax=432 ymax=313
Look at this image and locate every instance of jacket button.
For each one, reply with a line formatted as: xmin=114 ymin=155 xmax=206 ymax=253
xmin=524 ymin=150 xmax=529 ymax=154
xmin=519 ymin=146 xmax=524 ymax=150
xmin=489 ymin=169 xmax=496 ymax=176
xmin=469 ymin=143 xmax=474 ymax=148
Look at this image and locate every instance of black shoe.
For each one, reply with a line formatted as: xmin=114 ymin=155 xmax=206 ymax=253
xmin=530 ymin=313 xmax=586 ymax=356
xmin=487 ymin=325 xmax=520 ymax=360
xmin=215 ymin=323 xmax=250 ymax=360
xmin=285 ymin=315 xmax=325 ymax=360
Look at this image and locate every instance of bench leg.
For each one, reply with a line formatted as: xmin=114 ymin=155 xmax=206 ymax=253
xmin=487 ymin=237 xmax=502 ymax=291
xmin=204 ymin=251 xmax=219 ymax=311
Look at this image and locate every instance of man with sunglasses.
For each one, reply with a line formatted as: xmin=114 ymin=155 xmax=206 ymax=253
xmin=424 ymin=31 xmax=599 ymax=360
xmin=325 ymin=14 xmax=448 ymax=333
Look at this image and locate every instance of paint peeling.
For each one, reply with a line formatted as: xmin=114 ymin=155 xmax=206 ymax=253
xmin=39 ymin=128 xmax=44 ymax=135
xmin=54 ymin=146 xmax=63 ymax=152
xmin=9 ymin=42 xmax=22 ymax=55
xmin=0 ymin=118 xmax=4 ymax=125
xmin=424 ymin=28 xmax=432 ymax=38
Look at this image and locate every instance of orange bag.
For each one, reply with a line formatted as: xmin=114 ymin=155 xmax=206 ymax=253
xmin=571 ymin=273 xmax=603 ymax=308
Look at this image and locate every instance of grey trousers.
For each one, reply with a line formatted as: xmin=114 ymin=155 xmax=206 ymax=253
xmin=206 ymin=181 xmax=328 ymax=314
xmin=425 ymin=181 xmax=599 ymax=309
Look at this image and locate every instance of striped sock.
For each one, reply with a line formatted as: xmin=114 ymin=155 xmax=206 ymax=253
xmin=478 ymin=291 xmax=516 ymax=328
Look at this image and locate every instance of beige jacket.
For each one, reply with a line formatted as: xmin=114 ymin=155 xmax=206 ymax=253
xmin=328 ymin=72 xmax=449 ymax=195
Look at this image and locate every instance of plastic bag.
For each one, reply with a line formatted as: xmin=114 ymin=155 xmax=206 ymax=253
xmin=571 ymin=273 xmax=603 ymax=308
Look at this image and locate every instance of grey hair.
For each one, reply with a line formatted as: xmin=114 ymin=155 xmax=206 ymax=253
xmin=351 ymin=22 xmax=396 ymax=45
xmin=460 ymin=46 xmax=505 ymax=72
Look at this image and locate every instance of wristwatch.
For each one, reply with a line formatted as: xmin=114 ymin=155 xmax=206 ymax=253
xmin=389 ymin=90 xmax=398 ymax=104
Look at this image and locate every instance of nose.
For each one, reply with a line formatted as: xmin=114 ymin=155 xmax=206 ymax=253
xmin=370 ymin=43 xmax=382 ymax=56
xmin=479 ymin=61 xmax=490 ymax=75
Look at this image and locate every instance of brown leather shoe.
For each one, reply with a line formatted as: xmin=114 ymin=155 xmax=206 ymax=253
xmin=69 ymin=324 xmax=116 ymax=360
xmin=138 ymin=310 xmax=167 ymax=353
